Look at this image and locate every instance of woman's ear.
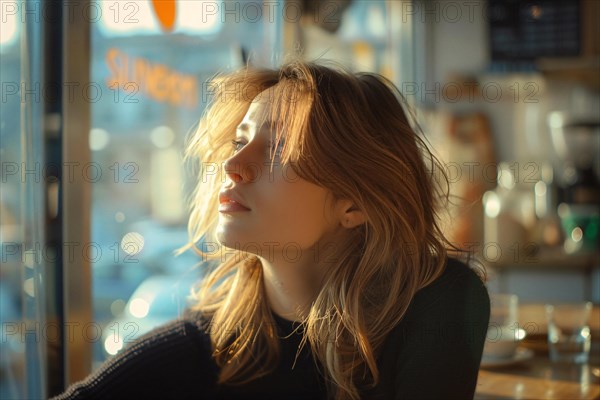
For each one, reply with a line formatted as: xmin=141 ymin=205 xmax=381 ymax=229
xmin=338 ymin=200 xmax=367 ymax=229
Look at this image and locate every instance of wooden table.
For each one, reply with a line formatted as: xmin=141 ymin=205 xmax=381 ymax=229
xmin=475 ymin=304 xmax=600 ymax=399
xmin=476 ymin=355 xmax=600 ymax=399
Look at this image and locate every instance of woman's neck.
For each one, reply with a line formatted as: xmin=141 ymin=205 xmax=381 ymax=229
xmin=259 ymin=229 xmax=349 ymax=322
xmin=261 ymin=255 xmax=318 ymax=322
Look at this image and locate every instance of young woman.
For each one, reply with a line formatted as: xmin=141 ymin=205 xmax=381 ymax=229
xmin=54 ymin=61 xmax=490 ymax=400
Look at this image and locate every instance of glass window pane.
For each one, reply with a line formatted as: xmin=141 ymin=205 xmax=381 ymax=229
xmin=89 ymin=0 xmax=283 ymax=369
xmin=1 ymin=4 xmax=47 ymax=399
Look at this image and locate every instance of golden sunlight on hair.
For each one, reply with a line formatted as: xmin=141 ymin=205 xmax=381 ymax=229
xmin=177 ymin=60 xmax=483 ymax=400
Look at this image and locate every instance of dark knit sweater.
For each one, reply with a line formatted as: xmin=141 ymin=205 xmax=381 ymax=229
xmin=52 ymin=258 xmax=490 ymax=400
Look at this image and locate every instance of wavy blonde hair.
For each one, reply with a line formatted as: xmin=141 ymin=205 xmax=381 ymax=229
xmin=177 ymin=60 xmax=474 ymax=399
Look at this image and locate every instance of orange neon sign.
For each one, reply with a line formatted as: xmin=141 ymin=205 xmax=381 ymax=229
xmin=105 ymin=48 xmax=198 ymax=109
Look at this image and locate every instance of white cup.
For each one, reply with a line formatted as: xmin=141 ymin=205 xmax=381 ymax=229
xmin=485 ymin=294 xmax=522 ymax=359
xmin=489 ymin=293 xmax=518 ymax=328
xmin=483 ymin=326 xmax=527 ymax=359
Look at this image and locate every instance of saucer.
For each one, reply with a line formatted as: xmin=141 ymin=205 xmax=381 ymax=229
xmin=481 ymin=348 xmax=534 ymax=368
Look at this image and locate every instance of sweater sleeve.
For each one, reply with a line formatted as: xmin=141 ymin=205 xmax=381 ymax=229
xmin=386 ymin=263 xmax=490 ymax=400
xmin=50 ymin=317 xmax=218 ymax=400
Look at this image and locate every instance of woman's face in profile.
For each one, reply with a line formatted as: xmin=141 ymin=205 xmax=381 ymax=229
xmin=216 ymin=93 xmax=342 ymax=257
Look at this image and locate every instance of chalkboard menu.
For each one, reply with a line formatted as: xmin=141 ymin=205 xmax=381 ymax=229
xmin=489 ymin=0 xmax=581 ymax=63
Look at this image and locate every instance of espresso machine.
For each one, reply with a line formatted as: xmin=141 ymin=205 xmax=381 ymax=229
xmin=547 ymin=111 xmax=600 ymax=253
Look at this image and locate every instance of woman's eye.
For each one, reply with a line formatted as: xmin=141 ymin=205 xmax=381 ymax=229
xmin=231 ymin=139 xmax=246 ymax=152
xmin=230 ymin=139 xmax=283 ymax=157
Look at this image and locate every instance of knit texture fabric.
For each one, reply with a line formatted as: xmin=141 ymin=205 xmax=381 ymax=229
xmin=52 ymin=258 xmax=490 ymax=400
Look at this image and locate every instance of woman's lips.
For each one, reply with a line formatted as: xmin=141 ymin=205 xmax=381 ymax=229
xmin=218 ymin=191 xmax=251 ymax=212
xmin=218 ymin=201 xmax=251 ymax=213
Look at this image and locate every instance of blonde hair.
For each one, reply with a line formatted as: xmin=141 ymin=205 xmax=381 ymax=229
xmin=178 ymin=61 xmax=476 ymax=399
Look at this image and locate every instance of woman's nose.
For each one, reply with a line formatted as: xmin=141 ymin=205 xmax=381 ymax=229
xmin=224 ymin=163 xmax=243 ymax=184
xmin=223 ymin=158 xmax=259 ymax=184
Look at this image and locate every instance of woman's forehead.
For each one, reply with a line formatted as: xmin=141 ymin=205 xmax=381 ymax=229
xmin=237 ymin=103 xmax=275 ymax=141
xmin=240 ymin=86 xmax=293 ymax=139
xmin=244 ymin=97 xmax=272 ymax=126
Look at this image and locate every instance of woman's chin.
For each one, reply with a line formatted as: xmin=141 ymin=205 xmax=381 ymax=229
xmin=215 ymin=227 xmax=231 ymax=247
xmin=215 ymin=225 xmax=246 ymax=248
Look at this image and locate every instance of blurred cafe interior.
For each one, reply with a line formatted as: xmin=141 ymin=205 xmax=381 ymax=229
xmin=0 ymin=0 xmax=599 ymax=399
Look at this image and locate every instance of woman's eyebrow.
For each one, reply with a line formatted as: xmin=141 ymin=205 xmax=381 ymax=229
xmin=235 ymin=121 xmax=274 ymax=134
xmin=235 ymin=122 xmax=252 ymax=133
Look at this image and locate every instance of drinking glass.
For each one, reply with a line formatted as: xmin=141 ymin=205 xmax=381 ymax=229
xmin=545 ymin=302 xmax=593 ymax=364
